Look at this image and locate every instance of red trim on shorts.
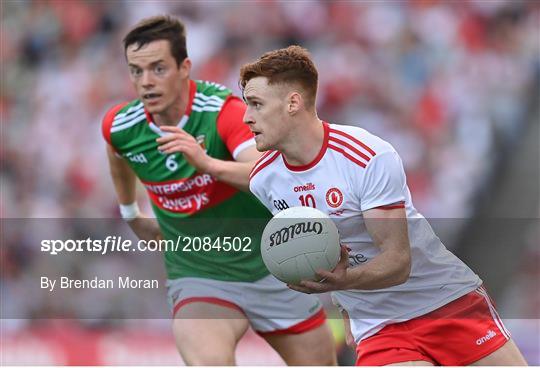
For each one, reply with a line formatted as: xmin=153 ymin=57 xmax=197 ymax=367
xmin=173 ymin=297 xmax=246 ymax=318
xmin=282 ymin=122 xmax=329 ymax=172
xmin=256 ymin=308 xmax=326 ymax=336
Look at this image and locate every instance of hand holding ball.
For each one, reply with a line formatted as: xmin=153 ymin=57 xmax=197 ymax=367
xmin=260 ymin=206 xmax=341 ymax=284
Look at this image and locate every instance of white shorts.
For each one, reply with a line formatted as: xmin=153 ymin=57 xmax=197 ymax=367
xmin=166 ymin=275 xmax=325 ymax=334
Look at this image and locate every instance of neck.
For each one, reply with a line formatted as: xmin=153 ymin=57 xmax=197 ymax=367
xmin=153 ymin=79 xmax=190 ymax=126
xmin=280 ymin=114 xmax=324 ymax=166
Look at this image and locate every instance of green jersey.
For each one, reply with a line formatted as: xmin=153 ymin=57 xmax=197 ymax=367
xmin=102 ymin=80 xmax=270 ymax=282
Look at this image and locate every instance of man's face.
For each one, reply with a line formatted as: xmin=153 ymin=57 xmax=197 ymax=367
xmin=243 ymin=77 xmax=290 ymax=152
xmin=126 ymin=40 xmax=188 ymax=115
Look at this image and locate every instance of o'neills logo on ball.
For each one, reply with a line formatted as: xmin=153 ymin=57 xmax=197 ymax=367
xmin=326 ymin=187 xmax=343 ymax=208
xmin=269 ymin=221 xmax=323 ymax=247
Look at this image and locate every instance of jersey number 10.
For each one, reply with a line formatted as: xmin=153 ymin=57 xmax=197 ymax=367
xmin=299 ymin=194 xmax=316 ymax=208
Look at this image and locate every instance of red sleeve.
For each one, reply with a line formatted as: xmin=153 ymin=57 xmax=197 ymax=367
xmin=216 ymin=96 xmax=255 ymax=158
xmin=101 ymin=103 xmax=128 ymax=146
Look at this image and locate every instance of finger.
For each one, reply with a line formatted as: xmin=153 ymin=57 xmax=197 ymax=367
xmin=338 ymin=246 xmax=349 ymax=266
xmin=159 ymin=125 xmax=184 ymax=133
xmin=299 ymin=280 xmax=328 ymax=293
xmin=156 ymin=135 xmax=179 ymax=144
xmin=346 ymin=333 xmax=356 ymax=349
xmin=287 ymin=284 xmax=312 ymax=294
xmin=160 ymin=144 xmax=191 ymax=155
xmin=315 ymin=269 xmax=337 ymax=281
xmin=340 ymin=243 xmax=351 ymax=252
xmin=156 ymin=133 xmax=191 ymax=144
xmin=158 ymin=142 xmax=185 ymax=152
xmin=158 ymin=136 xmax=196 ymax=150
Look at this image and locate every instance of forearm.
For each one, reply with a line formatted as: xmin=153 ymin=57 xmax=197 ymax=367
xmin=106 ymin=145 xmax=163 ymax=242
xmin=127 ymin=214 xmax=162 ymax=242
xmin=205 ymin=157 xmax=253 ymax=192
xmin=344 ymin=249 xmax=410 ymax=290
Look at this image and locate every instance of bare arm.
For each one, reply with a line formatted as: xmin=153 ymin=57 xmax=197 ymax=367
xmin=346 ymin=207 xmax=411 ymax=289
xmin=288 ymin=207 xmax=411 ymax=293
xmin=205 ymin=145 xmax=262 ymax=191
xmin=106 ymin=144 xmax=162 ymax=241
xmin=156 ymin=125 xmax=261 ymax=192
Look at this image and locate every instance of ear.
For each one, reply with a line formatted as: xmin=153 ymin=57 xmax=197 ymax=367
xmin=179 ymin=58 xmax=192 ymax=79
xmin=287 ymin=91 xmax=303 ymax=115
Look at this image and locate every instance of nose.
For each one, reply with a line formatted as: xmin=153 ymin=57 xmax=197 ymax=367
xmin=141 ymin=70 xmax=155 ymax=89
xmin=243 ymin=106 xmax=254 ymax=126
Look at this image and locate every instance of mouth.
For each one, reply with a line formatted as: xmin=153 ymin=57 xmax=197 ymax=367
xmin=142 ymin=92 xmax=162 ymax=103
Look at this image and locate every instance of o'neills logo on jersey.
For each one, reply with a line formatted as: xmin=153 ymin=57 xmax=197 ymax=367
xmin=293 ymin=183 xmax=316 ymax=192
xmin=269 ymin=221 xmax=323 ymax=247
xmin=326 ymin=187 xmax=344 ymax=208
xmin=142 ymin=174 xmax=236 ymax=214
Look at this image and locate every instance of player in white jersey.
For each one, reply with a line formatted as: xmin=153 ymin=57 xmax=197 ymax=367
xmin=240 ymin=45 xmax=527 ymax=366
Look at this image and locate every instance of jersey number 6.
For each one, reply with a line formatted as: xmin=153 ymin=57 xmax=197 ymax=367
xmin=166 ymin=155 xmax=179 ymax=171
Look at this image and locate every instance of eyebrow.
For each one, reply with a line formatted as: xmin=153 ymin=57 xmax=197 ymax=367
xmin=244 ymin=95 xmax=261 ymax=102
xmin=128 ymin=60 xmax=165 ymax=68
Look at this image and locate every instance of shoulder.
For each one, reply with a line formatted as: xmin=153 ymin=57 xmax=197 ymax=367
xmin=327 ymin=123 xmax=396 ymax=168
xmin=101 ymin=100 xmax=143 ymax=145
xmin=249 ymin=150 xmax=281 ymax=182
xmin=193 ymin=80 xmax=232 ymax=112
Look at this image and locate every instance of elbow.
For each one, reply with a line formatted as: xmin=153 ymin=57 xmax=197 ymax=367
xmin=393 ymin=250 xmax=411 ymax=286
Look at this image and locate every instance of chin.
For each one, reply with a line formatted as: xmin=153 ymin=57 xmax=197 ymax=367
xmin=255 ymin=142 xmax=266 ymax=152
xmin=143 ymin=105 xmax=159 ymax=114
xmin=255 ymin=138 xmax=270 ymax=152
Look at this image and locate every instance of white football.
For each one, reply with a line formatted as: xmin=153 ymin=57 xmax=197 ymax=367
xmin=261 ymin=206 xmax=341 ymax=284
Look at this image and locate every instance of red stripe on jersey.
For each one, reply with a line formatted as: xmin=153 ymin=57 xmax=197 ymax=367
xmin=376 ymin=201 xmax=406 ymax=210
xmin=250 ymin=151 xmax=281 ymax=180
xmin=328 ymin=143 xmax=367 ymax=168
xmin=250 ymin=150 xmax=276 ymax=175
xmin=102 ymin=102 xmax=129 ymax=146
xmin=329 ymin=135 xmax=372 ymax=162
xmin=329 ymin=128 xmax=376 ymax=157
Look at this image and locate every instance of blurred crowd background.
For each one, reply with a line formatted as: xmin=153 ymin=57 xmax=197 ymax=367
xmin=1 ymin=0 xmax=539 ymax=365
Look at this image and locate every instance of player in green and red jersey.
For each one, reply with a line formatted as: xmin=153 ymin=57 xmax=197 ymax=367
xmin=101 ymin=16 xmax=336 ymax=365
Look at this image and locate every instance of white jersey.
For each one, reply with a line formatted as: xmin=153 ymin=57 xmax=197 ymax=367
xmin=250 ymin=122 xmax=481 ymax=342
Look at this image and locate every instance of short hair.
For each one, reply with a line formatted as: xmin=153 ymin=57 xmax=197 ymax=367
xmin=123 ymin=15 xmax=187 ymax=67
xmin=239 ymin=45 xmax=318 ymax=107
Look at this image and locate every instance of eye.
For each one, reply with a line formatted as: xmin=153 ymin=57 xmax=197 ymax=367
xmin=130 ymin=67 xmax=142 ymax=78
xmin=253 ymin=101 xmax=262 ymax=109
xmin=154 ymin=65 xmax=166 ymax=75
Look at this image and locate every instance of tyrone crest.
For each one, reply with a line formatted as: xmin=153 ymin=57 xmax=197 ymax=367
xmin=326 ymin=187 xmax=343 ymax=208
